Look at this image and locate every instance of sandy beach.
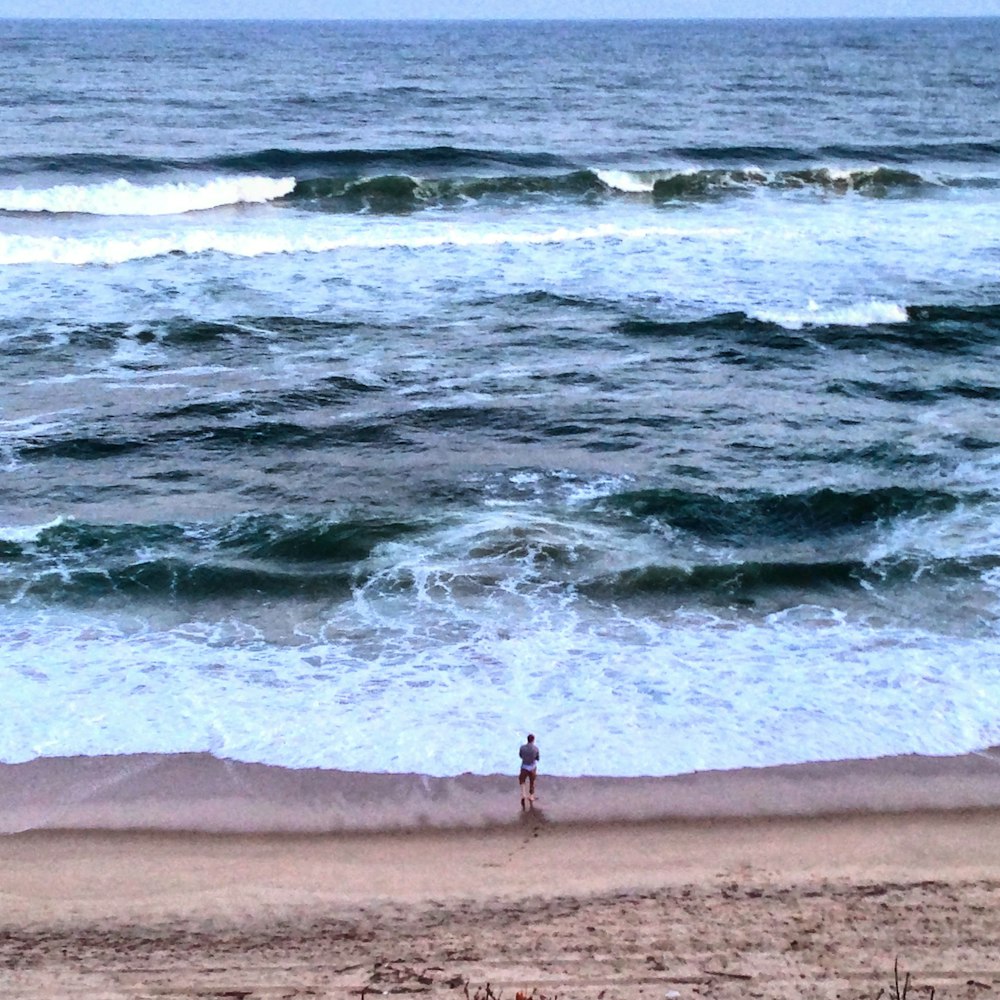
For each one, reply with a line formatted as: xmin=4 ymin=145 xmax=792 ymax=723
xmin=3 ymin=751 xmax=1000 ymax=999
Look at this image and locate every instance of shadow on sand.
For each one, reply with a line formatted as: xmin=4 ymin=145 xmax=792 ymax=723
xmin=518 ymin=801 xmax=548 ymax=827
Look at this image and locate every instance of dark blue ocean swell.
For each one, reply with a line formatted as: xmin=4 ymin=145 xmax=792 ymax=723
xmin=18 ymin=423 xmax=358 ymax=462
xmin=0 ymin=516 xmax=425 ymax=605
xmin=4 ymin=140 xmax=1000 ymax=180
xmin=8 ymin=303 xmax=1000 ymax=375
xmin=24 ymin=317 xmax=371 ymax=353
xmin=667 ymin=141 xmax=1000 ymax=166
xmin=577 ymin=556 xmax=1000 ymax=617
xmin=0 ymin=146 xmax=572 ymax=180
xmin=599 ymin=486 xmax=965 ymax=544
xmin=577 ymin=557 xmax=979 ymax=602
xmin=5 ymin=301 xmax=1000 ymax=511
xmin=1 ymin=482 xmax=993 ymax=610
xmin=616 ymin=303 xmax=1000 ymax=350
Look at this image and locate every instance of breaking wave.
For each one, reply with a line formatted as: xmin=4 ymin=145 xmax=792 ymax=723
xmin=0 ymin=483 xmax=993 ymax=607
xmin=1 ymin=150 xmax=996 ymax=222
xmin=752 ymin=300 xmax=910 ymax=329
xmin=286 ymin=165 xmax=987 ymax=210
xmin=617 ymin=302 xmax=1000 ymax=338
xmin=0 ymin=176 xmax=296 ymax=216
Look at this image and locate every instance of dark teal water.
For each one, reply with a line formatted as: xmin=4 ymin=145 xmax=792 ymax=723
xmin=2 ymin=18 xmax=1000 ymax=776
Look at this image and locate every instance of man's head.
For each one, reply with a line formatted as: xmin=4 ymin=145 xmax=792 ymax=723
xmin=527 ymin=734 xmax=535 ymax=743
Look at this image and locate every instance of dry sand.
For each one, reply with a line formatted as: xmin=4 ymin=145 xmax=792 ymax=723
xmin=3 ymin=802 xmax=1000 ymax=999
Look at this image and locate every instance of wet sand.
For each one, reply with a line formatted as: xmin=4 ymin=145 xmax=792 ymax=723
xmin=5 ymin=748 xmax=1000 ymax=834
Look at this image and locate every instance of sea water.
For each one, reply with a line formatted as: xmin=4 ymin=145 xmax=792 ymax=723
xmin=3 ymin=17 xmax=1000 ymax=778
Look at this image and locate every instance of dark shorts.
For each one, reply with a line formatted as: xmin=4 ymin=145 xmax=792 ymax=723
xmin=519 ymin=766 xmax=537 ymax=783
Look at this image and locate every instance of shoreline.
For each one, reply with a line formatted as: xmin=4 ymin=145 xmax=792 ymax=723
xmin=2 ymin=746 xmax=1000 ymax=834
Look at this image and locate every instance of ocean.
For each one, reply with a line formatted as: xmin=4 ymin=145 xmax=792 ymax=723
xmin=3 ymin=16 xmax=1000 ymax=784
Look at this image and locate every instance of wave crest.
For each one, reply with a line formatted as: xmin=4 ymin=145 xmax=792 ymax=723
xmin=753 ymin=299 xmax=910 ymax=329
xmin=0 ymin=158 xmax=990 ymax=221
xmin=651 ymin=165 xmax=931 ymax=200
xmin=0 ymin=176 xmax=296 ymax=216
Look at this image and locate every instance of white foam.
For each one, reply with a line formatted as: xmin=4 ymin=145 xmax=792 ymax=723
xmin=0 ymin=221 xmax=740 ymax=267
xmin=594 ymin=169 xmax=657 ymax=193
xmin=2 ymin=602 xmax=999 ymax=777
xmin=868 ymin=502 xmax=1000 ymax=564
xmin=558 ymin=472 xmax=636 ymax=506
xmin=595 ymin=167 xmax=767 ymax=193
xmin=0 ymin=516 xmax=64 ymax=544
xmin=0 ymin=176 xmax=296 ymax=217
xmin=754 ymin=298 xmax=909 ymax=330
xmin=823 ymin=168 xmax=856 ymax=183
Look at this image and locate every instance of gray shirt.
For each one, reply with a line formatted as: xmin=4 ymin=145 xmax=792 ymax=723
xmin=519 ymin=742 xmax=540 ymax=768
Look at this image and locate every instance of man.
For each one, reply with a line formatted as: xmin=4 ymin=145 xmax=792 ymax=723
xmin=518 ymin=733 xmax=540 ymax=809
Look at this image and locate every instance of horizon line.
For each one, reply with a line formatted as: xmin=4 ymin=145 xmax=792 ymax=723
xmin=2 ymin=12 xmax=999 ymax=21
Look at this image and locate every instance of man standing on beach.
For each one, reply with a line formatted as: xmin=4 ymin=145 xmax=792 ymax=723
xmin=518 ymin=733 xmax=539 ymax=809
